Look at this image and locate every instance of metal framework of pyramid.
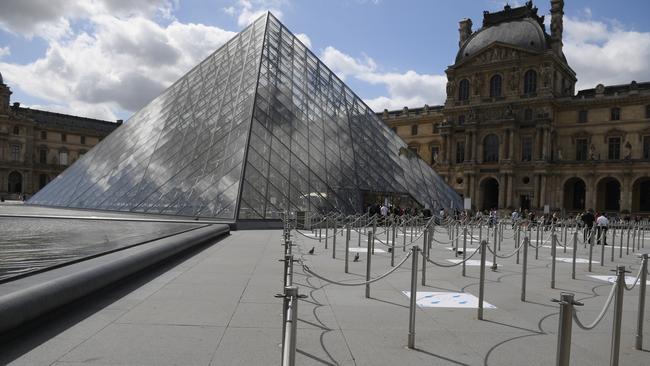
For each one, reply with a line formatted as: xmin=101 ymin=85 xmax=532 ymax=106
xmin=29 ymin=13 xmax=462 ymax=221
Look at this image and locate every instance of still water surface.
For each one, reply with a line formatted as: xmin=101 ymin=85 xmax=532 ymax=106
xmin=0 ymin=218 xmax=202 ymax=282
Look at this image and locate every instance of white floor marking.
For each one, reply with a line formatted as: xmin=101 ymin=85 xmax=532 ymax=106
xmin=588 ymin=275 xmax=650 ymax=285
xmin=348 ymin=247 xmax=386 ymax=253
xmin=445 ymin=259 xmax=494 ymax=266
xmin=554 ymin=257 xmax=590 ymax=263
xmin=402 ymin=291 xmax=496 ymax=309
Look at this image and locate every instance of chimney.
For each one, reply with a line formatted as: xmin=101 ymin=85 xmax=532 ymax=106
xmin=458 ymin=18 xmax=473 ymax=48
xmin=550 ymin=0 xmax=564 ymax=55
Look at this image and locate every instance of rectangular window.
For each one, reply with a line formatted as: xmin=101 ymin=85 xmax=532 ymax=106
xmin=80 ymin=135 xmax=86 ymax=145
xmin=59 ymin=151 xmax=68 ymax=166
xmin=61 ymin=133 xmax=67 ymax=142
xmin=430 ymin=146 xmax=439 ymax=164
xmin=41 ymin=131 xmax=47 ymax=140
xmin=10 ymin=145 xmax=20 ymax=161
xmin=578 ymin=110 xmax=588 ymax=123
xmin=521 ymin=137 xmax=532 ymax=161
xmin=458 ymin=115 xmax=466 ymax=125
xmin=39 ymin=149 xmax=47 ymax=164
xmin=608 ymin=137 xmax=621 ymax=160
xmin=644 ymin=136 xmax=650 ymax=160
xmin=456 ymin=141 xmax=465 ymax=163
xmin=411 ymin=124 xmax=418 ymax=136
xmin=432 ymin=123 xmax=439 ymax=134
xmin=576 ymin=138 xmax=588 ymax=161
xmin=646 ymin=105 xmax=650 ymax=119
xmin=611 ymin=107 xmax=621 ymax=121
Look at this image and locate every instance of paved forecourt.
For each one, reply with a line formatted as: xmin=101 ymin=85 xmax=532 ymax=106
xmin=1 ymin=223 xmax=648 ymax=366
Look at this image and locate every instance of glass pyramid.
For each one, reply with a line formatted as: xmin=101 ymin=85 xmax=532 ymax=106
xmin=29 ymin=13 xmax=462 ymax=221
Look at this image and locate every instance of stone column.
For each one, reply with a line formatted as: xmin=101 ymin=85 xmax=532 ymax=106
xmin=506 ymin=174 xmax=513 ymax=208
xmin=470 ymin=131 xmax=476 ymax=162
xmin=621 ymin=174 xmax=631 ymax=212
xmin=508 ymin=129 xmax=515 ymax=160
xmin=585 ymin=175 xmax=596 ymax=210
xmin=465 ymin=133 xmax=471 ymax=162
xmin=464 ymin=172 xmax=471 ymax=197
xmin=542 ymin=127 xmax=550 ymax=160
xmin=540 ymin=174 xmax=547 ymax=209
xmin=441 ymin=134 xmax=448 ymax=163
xmin=499 ymin=132 xmax=506 ymax=162
xmin=498 ymin=174 xmax=506 ymax=209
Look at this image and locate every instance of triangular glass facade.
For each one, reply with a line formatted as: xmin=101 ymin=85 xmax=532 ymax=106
xmin=29 ymin=13 xmax=461 ymax=221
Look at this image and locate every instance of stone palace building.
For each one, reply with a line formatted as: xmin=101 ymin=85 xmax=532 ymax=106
xmin=381 ymin=0 xmax=650 ymax=215
xmin=0 ymin=72 xmax=118 ymax=198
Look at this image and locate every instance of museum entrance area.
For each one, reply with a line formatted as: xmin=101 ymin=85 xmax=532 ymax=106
xmin=480 ymin=178 xmax=499 ymax=211
xmin=563 ymin=178 xmax=586 ymax=212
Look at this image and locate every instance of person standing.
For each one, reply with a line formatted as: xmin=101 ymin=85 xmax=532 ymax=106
xmin=581 ymin=209 xmax=595 ymax=242
xmin=596 ymin=212 xmax=609 ymax=245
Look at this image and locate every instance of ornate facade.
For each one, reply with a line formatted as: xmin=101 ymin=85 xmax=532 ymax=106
xmin=0 ymin=73 xmax=118 ymax=198
xmin=381 ymin=0 xmax=650 ymax=215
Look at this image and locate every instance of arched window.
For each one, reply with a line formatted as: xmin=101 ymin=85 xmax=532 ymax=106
xmin=458 ymin=79 xmax=470 ymax=101
xmin=489 ymin=74 xmax=502 ymax=97
xmin=12 ymin=126 xmax=19 ymax=135
xmin=523 ymin=70 xmax=537 ymax=94
xmin=483 ymin=134 xmax=499 ymax=162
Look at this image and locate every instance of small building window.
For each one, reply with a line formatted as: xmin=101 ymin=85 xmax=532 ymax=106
xmin=432 ymin=123 xmax=439 ymax=134
xmin=41 ymin=131 xmax=47 ymax=140
xmin=608 ymin=137 xmax=621 ymax=160
xmin=489 ymin=74 xmax=502 ymax=97
xmin=39 ymin=174 xmax=48 ymax=189
xmin=10 ymin=144 xmax=20 ymax=161
xmin=59 ymin=151 xmax=69 ymax=166
xmin=524 ymin=108 xmax=533 ymax=121
xmin=458 ymin=79 xmax=470 ymax=101
xmin=456 ymin=141 xmax=465 ymax=163
xmin=39 ymin=149 xmax=47 ymax=164
xmin=483 ymin=134 xmax=499 ymax=162
xmin=521 ymin=137 xmax=533 ymax=161
xmin=457 ymin=115 xmax=466 ymax=125
xmin=80 ymin=135 xmax=86 ymax=145
xmin=12 ymin=126 xmax=19 ymax=135
xmin=430 ymin=146 xmax=439 ymax=164
xmin=578 ymin=110 xmax=588 ymax=123
xmin=576 ymin=138 xmax=588 ymax=161
xmin=644 ymin=136 xmax=650 ymax=160
xmin=646 ymin=105 xmax=650 ymax=119
xmin=411 ymin=124 xmax=418 ymax=136
xmin=611 ymin=107 xmax=621 ymax=121
xmin=523 ymin=69 xmax=537 ymax=94
xmin=61 ymin=133 xmax=67 ymax=142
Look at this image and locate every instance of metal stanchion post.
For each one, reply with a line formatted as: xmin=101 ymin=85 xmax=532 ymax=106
xmin=478 ymin=240 xmax=487 ymax=320
xmin=422 ymin=231 xmax=427 ymax=285
xmin=551 ymin=231 xmax=557 ymax=289
xmin=403 ymin=218 xmax=407 ymax=251
xmin=636 ymin=254 xmax=648 ymax=350
xmin=407 ymin=246 xmax=419 ymax=349
xmin=365 ymin=230 xmax=373 ymax=298
xmin=600 ymin=227 xmax=605 ymax=267
xmin=572 ymin=231 xmax=578 ymax=280
xmin=611 ymin=226 xmax=616 ymax=262
xmin=563 ymin=222 xmax=568 ymax=254
xmin=391 ymin=225 xmax=396 ymax=267
xmin=372 ymin=217 xmax=377 ymax=254
xmin=325 ymin=218 xmax=329 ymax=249
xmin=619 ymin=224 xmax=624 ymax=258
xmin=281 ymin=286 xmax=299 ymax=366
xmin=521 ymin=236 xmax=528 ymax=301
xmin=345 ymin=225 xmax=350 ymax=273
xmin=610 ymin=265 xmax=626 ymax=366
xmin=454 ymin=224 xmax=459 ymax=256
xmin=516 ymin=224 xmax=521 ymax=264
xmin=535 ymin=224 xmax=540 ymax=260
xmin=492 ymin=225 xmax=498 ymax=271
xmin=626 ymin=224 xmax=631 ymax=255
xmin=462 ymin=226 xmax=467 ymax=275
xmin=553 ymin=292 xmax=581 ymax=366
xmin=588 ymin=228 xmax=594 ymax=272
xmin=332 ymin=225 xmax=337 ymax=259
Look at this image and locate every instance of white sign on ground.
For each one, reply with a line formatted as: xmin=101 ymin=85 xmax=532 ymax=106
xmin=554 ymin=257 xmax=590 ymax=263
xmin=402 ymin=291 xmax=496 ymax=309
xmin=348 ymin=247 xmax=386 ymax=253
xmin=464 ymin=198 xmax=472 ymax=210
xmin=588 ymin=275 xmax=650 ymax=286
xmin=446 ymin=259 xmax=494 ymax=266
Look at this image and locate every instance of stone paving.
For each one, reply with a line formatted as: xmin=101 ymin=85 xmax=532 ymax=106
xmin=1 ymin=224 xmax=648 ymax=365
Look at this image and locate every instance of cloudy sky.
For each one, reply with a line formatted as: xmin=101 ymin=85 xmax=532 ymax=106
xmin=0 ymin=0 xmax=649 ymax=121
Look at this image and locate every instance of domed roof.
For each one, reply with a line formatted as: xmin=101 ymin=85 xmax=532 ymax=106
xmin=456 ymin=17 xmax=547 ymax=63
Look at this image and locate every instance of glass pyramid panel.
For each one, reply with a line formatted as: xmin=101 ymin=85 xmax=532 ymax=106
xmin=29 ymin=13 xmax=461 ymax=220
xmin=29 ymin=15 xmax=269 ymax=220
xmin=238 ymin=14 xmax=461 ymax=219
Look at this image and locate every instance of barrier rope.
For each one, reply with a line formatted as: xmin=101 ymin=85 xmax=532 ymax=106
xmin=486 ymin=241 xmax=525 ymax=259
xmin=572 ymin=282 xmax=617 ymax=330
xmin=299 ymin=250 xmax=412 ymax=286
xmin=624 ymin=260 xmax=646 ymax=291
xmin=422 ymin=245 xmax=481 ymax=268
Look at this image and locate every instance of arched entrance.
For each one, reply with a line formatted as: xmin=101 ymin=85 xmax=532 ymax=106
xmin=632 ymin=177 xmax=650 ymax=212
xmin=563 ymin=178 xmax=586 ymax=211
xmin=596 ymin=177 xmax=620 ymax=212
xmin=480 ymin=177 xmax=499 ymax=211
xmin=8 ymin=171 xmax=22 ymax=193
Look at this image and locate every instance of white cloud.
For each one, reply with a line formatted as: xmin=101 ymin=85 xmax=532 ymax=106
xmin=564 ymin=17 xmax=650 ymax=90
xmin=295 ymin=33 xmax=311 ymax=48
xmin=320 ymin=46 xmax=446 ymax=111
xmin=0 ymin=46 xmax=9 ymax=59
xmin=224 ymin=0 xmax=284 ymax=27
xmin=0 ymin=13 xmax=234 ymax=120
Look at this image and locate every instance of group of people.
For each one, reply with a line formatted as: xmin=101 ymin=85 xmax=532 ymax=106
xmin=577 ymin=209 xmax=610 ymax=245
